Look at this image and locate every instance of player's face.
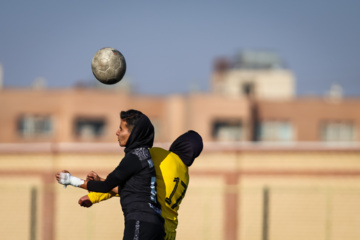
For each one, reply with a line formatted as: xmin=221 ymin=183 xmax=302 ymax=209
xmin=116 ymin=119 xmax=131 ymax=147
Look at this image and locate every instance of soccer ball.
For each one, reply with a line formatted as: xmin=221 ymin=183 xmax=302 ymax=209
xmin=91 ymin=47 xmax=126 ymax=85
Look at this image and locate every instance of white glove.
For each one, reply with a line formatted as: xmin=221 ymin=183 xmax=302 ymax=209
xmin=59 ymin=172 xmax=84 ymax=187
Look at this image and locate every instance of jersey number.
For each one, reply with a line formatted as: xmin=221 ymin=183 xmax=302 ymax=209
xmin=165 ymin=177 xmax=188 ymax=209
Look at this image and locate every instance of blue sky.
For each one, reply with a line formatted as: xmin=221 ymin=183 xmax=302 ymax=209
xmin=1 ymin=1 xmax=360 ymax=96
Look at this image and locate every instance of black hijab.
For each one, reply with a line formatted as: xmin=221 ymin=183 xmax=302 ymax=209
xmin=124 ymin=114 xmax=154 ymax=153
xmin=169 ymin=130 xmax=203 ymax=167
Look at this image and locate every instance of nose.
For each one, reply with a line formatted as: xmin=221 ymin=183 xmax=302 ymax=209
xmin=116 ymin=129 xmax=120 ymax=136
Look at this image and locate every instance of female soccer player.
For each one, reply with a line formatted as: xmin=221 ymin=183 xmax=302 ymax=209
xmin=56 ymin=110 xmax=164 ymax=240
xmin=78 ymin=130 xmax=203 ymax=240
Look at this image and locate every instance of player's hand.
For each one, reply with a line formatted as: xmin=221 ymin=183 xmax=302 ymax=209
xmin=86 ymin=171 xmax=101 ymax=181
xmin=78 ymin=195 xmax=93 ymax=208
xmin=55 ymin=170 xmax=70 ymax=182
xmin=58 ymin=172 xmax=72 ymax=186
xmin=56 ymin=171 xmax=84 ymax=187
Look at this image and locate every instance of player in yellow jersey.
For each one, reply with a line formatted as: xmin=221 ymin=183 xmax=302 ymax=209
xmin=78 ymin=130 xmax=203 ymax=240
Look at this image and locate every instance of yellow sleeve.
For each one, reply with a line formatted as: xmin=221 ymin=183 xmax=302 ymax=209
xmin=164 ymin=225 xmax=176 ymax=240
xmin=87 ymin=191 xmax=119 ymax=204
xmin=164 ymin=218 xmax=177 ymax=240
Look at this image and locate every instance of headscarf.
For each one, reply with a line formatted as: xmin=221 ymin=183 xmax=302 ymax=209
xmin=169 ymin=130 xmax=203 ymax=166
xmin=124 ymin=114 xmax=154 ymax=153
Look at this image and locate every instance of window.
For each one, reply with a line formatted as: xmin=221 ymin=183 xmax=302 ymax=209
xmin=212 ymin=120 xmax=243 ymax=141
xmin=17 ymin=115 xmax=53 ymax=137
xmin=74 ymin=117 xmax=106 ymax=139
xmin=257 ymin=121 xmax=294 ymax=142
xmin=321 ymin=122 xmax=357 ymax=142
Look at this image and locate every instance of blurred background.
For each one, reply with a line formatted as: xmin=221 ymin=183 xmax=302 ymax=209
xmin=1 ymin=1 xmax=360 ymax=240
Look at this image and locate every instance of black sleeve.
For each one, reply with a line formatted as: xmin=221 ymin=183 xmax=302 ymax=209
xmin=87 ymin=154 xmax=142 ymax=193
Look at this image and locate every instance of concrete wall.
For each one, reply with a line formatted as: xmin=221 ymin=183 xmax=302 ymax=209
xmin=1 ymin=143 xmax=360 ymax=240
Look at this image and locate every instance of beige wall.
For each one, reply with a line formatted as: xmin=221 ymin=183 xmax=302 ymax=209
xmin=1 ymin=143 xmax=360 ymax=240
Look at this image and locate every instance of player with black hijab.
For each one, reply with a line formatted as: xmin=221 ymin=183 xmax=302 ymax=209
xmin=56 ymin=109 xmax=165 ymax=240
xmin=78 ymin=130 xmax=204 ymax=240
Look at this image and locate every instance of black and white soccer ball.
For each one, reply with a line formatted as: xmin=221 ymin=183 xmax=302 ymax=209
xmin=91 ymin=47 xmax=126 ymax=85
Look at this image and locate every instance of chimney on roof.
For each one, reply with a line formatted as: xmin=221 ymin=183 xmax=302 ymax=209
xmin=327 ymin=83 xmax=343 ymax=99
xmin=32 ymin=77 xmax=46 ymax=90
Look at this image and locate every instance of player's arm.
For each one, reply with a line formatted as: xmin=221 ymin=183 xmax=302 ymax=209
xmin=86 ymin=171 xmax=119 ymax=196
xmin=88 ymin=191 xmax=119 ymax=203
xmin=78 ymin=171 xmax=119 ymax=207
xmin=55 ymin=170 xmax=86 ymax=188
xmin=56 ymin=155 xmax=142 ymax=192
xmin=55 ymin=170 xmax=119 ymax=193
xmin=79 ymin=191 xmax=120 ymax=207
xmin=86 ymin=155 xmax=141 ymax=192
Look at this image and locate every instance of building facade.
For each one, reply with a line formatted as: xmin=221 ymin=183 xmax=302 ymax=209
xmin=1 ymin=51 xmax=360 ymax=240
xmin=0 ymin=89 xmax=359 ymax=144
xmin=1 ymin=51 xmax=358 ymax=144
